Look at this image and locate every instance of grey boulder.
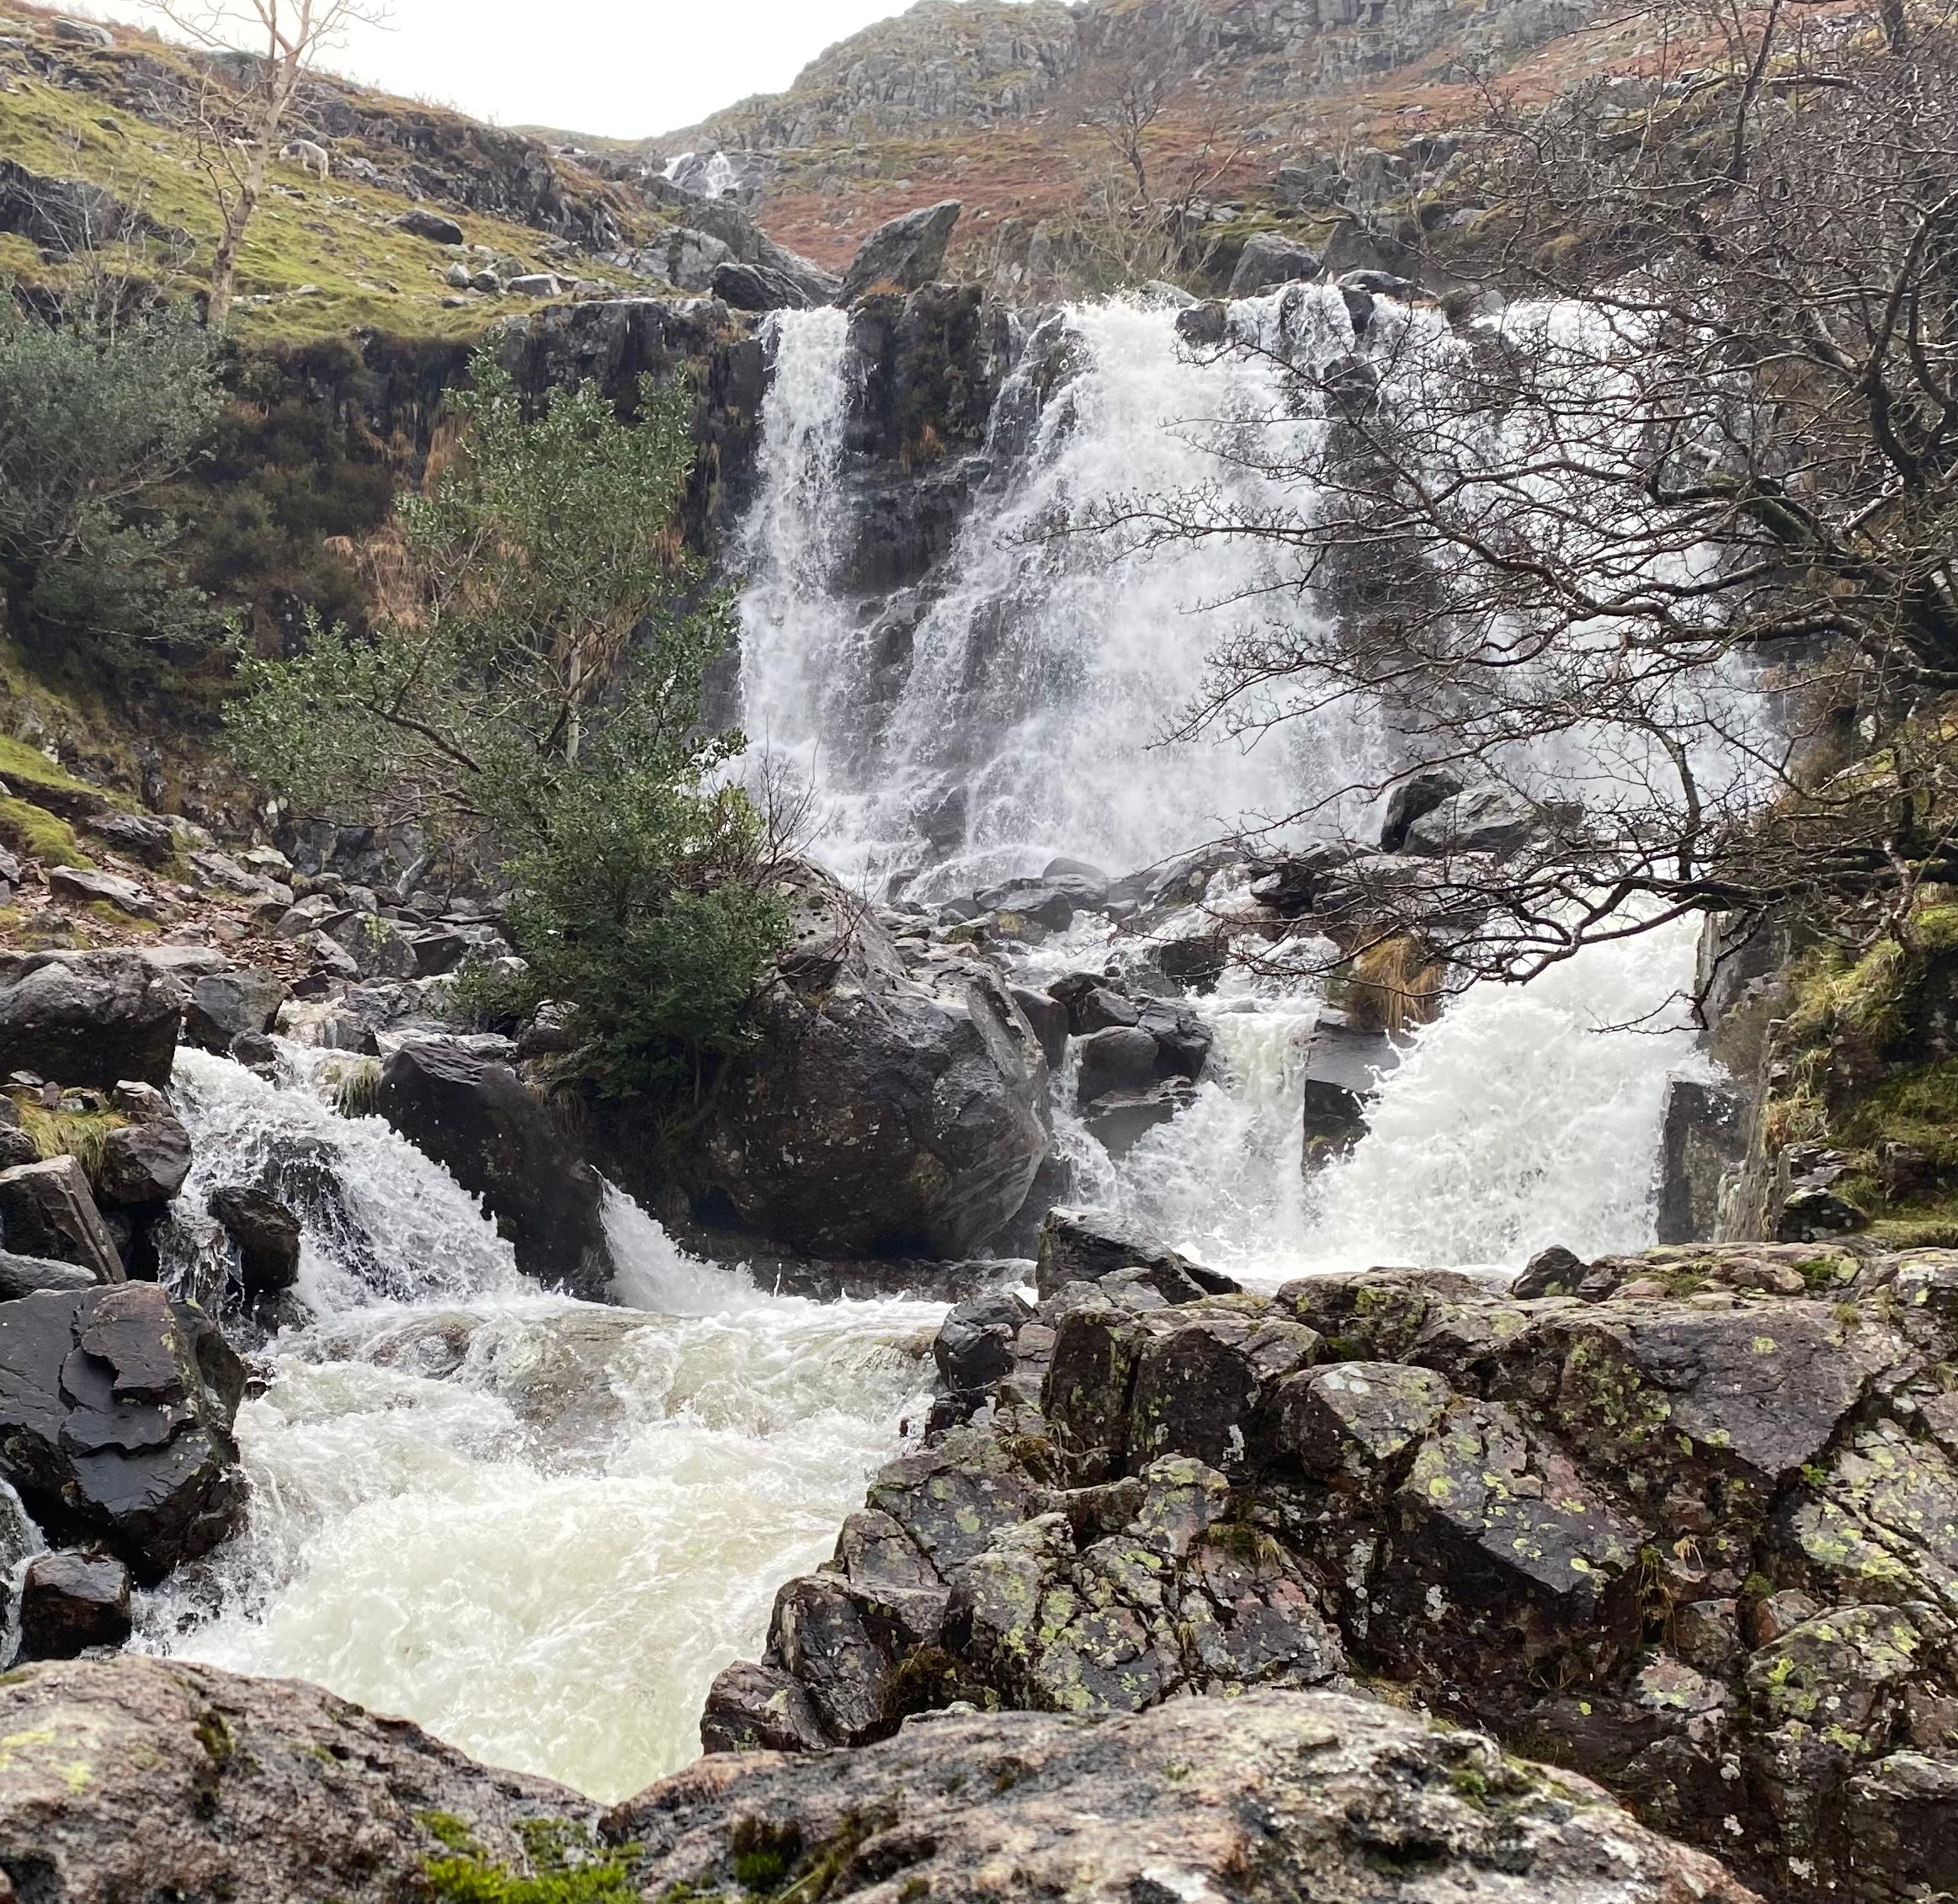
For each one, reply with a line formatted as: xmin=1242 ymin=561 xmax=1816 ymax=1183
xmin=0 ymin=950 xmax=184 ymax=1088
xmin=182 ymin=968 xmax=288 ymax=1054
xmin=840 ymin=199 xmax=961 ymax=302
xmin=698 ymin=867 xmax=1048 ymax=1257
xmin=0 ymin=1156 xmax=123 ymax=1279
xmin=375 ymin=1040 xmax=613 ymax=1299
xmin=1228 ymin=231 xmax=1323 ymax=297
xmin=0 ymin=1282 xmax=244 ymax=1579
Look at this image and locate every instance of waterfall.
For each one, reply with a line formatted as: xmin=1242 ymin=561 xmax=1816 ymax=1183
xmin=734 ymin=290 xmax=1728 ymax=1278
xmin=141 ymin=1051 xmax=939 ymax=1802
xmin=738 ymin=292 xmax=1387 ymax=896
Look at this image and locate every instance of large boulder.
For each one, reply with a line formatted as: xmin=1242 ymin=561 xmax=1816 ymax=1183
xmin=0 ymin=951 xmax=184 ymax=1088
xmin=840 ymin=199 xmax=961 ymax=301
xmin=1034 ymin=1205 xmax=1237 ymax=1300
xmin=207 ymin=1186 xmax=302 ymax=1297
xmin=94 ymin=1085 xmax=193 ymax=1209
xmin=0 ymin=1662 xmax=1745 ymax=1904
xmin=697 ymin=869 xmax=1048 ymax=1256
xmin=0 ymin=1283 xmax=244 ymax=1580
xmin=0 ymin=1157 xmax=123 ymax=1279
xmin=374 ymin=1040 xmax=613 ymax=1299
xmin=14 ymin=1549 xmax=132 ymax=1662
xmin=0 ymin=1656 xmax=594 ymax=1902
xmin=1228 ymin=231 xmax=1323 ymax=297
xmin=181 ymin=968 xmax=289 ymax=1055
xmin=654 ymin=1691 xmax=1758 ymax=1904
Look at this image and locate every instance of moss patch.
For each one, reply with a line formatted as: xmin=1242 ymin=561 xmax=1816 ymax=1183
xmin=422 ymin=1817 xmax=639 ymax=1903
xmin=0 ymin=795 xmax=93 ymax=868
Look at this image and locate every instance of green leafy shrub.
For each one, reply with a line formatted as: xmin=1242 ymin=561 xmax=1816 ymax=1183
xmin=228 ymin=347 xmax=790 ymax=1098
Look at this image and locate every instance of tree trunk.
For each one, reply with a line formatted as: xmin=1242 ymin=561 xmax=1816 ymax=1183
xmin=206 ymin=143 xmax=268 ymax=332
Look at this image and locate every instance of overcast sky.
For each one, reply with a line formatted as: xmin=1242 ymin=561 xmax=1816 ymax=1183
xmin=78 ymin=0 xmax=928 ymax=138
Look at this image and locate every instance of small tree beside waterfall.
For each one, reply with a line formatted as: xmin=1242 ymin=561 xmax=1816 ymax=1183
xmin=1088 ymin=0 xmax=1958 ymax=997
xmin=226 ymin=348 xmax=791 ymax=1096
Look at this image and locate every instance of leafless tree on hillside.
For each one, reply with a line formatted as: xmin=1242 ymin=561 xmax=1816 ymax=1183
xmin=1077 ymin=0 xmax=1958 ymax=990
xmin=156 ymin=0 xmax=386 ymax=329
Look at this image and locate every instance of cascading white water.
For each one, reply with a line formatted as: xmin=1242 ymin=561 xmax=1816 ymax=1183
xmin=732 ymin=290 xmax=1735 ymax=1279
xmin=738 ymin=293 xmax=1387 ymax=894
xmin=143 ymin=1050 xmax=939 ymax=1801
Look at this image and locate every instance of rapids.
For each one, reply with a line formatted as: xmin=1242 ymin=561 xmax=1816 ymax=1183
xmin=142 ymin=291 xmax=1716 ymax=1801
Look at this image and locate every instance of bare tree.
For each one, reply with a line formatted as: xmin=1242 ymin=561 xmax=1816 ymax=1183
xmin=1077 ymin=0 xmax=1958 ymax=997
xmin=157 ymin=0 xmax=385 ymax=329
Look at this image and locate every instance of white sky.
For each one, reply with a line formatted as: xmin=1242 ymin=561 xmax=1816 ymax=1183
xmin=76 ymin=0 xmax=930 ymax=139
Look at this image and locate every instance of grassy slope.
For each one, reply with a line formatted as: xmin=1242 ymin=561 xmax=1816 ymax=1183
xmin=0 ymin=2 xmax=668 ymax=342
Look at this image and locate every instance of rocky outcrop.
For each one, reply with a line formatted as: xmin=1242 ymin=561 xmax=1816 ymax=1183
xmin=0 ymin=1656 xmax=1746 ymax=1904
xmin=702 ymin=1239 xmax=1958 ymax=1903
xmin=374 ymin=1040 xmax=614 ymax=1300
xmin=652 ymin=1689 xmax=1756 ymax=1904
xmin=0 ymin=1283 xmax=244 ymax=1581
xmin=0 ymin=950 xmax=184 ymax=1089
xmin=0 ymin=1655 xmax=594 ymax=1904
xmin=694 ymin=868 xmax=1049 ymax=1257
xmin=840 ymin=199 xmax=962 ymax=301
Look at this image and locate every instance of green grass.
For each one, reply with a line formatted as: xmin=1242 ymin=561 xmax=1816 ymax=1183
xmin=13 ymin=1100 xmax=126 ymax=1178
xmin=0 ymin=6 xmax=682 ymax=343
xmin=0 ymin=733 xmax=126 ymax=813
xmin=0 ymin=795 xmax=92 ymax=868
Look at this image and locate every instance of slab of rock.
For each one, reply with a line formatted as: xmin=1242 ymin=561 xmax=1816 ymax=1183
xmin=396 ymin=206 xmax=465 ymax=244
xmin=1034 ymin=1205 xmax=1236 ymax=1300
xmin=0 ymin=1283 xmax=243 ymax=1580
xmin=375 ymin=1039 xmax=613 ymax=1299
xmin=0 ymin=1655 xmax=593 ymax=1902
xmin=15 ymin=1549 xmax=131 ymax=1661
xmin=0 ymin=1248 xmax=98 ymax=1300
xmin=654 ymin=1689 xmax=1758 ymax=1904
xmin=48 ymin=864 xmax=157 ymax=918
xmin=182 ymin=968 xmax=288 ymax=1054
xmin=0 ymin=950 xmax=184 ymax=1088
xmin=840 ymin=199 xmax=961 ymax=301
xmin=0 ymin=1156 xmax=123 ymax=1279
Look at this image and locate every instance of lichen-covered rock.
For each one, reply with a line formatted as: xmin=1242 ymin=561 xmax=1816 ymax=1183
xmin=713 ymin=1242 xmax=1958 ymax=1902
xmin=0 ymin=1655 xmax=594 ymax=1903
xmin=650 ymin=1690 xmax=1758 ymax=1904
xmin=0 ymin=1283 xmax=243 ymax=1580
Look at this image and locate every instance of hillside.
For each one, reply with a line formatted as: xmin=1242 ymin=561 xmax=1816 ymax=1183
xmin=647 ymin=0 xmax=1656 ymax=273
xmin=0 ymin=0 xmax=695 ymax=339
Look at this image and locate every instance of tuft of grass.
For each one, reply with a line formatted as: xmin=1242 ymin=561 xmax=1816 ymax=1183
xmin=0 ymin=795 xmax=93 ymax=869
xmin=421 ymin=1814 xmax=640 ymax=1904
xmin=14 ymin=1100 xmax=128 ymax=1179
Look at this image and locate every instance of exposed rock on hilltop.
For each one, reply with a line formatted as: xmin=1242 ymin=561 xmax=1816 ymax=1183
xmin=707 ymin=1226 xmax=1958 ymax=1902
xmin=0 ymin=1655 xmax=1755 ymax=1904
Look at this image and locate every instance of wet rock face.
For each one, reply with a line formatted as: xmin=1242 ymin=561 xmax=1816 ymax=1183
xmin=0 ymin=950 xmax=184 ymax=1089
xmin=706 ymin=1239 xmax=1958 ymax=1904
xmin=375 ymin=1038 xmax=615 ymax=1300
xmin=0 ymin=1283 xmax=245 ymax=1582
xmin=697 ymin=868 xmax=1049 ymax=1257
xmin=640 ymin=1690 xmax=1756 ymax=1904
xmin=0 ymin=1655 xmax=594 ymax=1904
